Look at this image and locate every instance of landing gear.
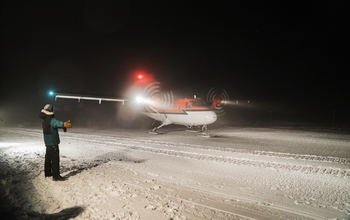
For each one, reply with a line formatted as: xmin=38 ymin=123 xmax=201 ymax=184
xmin=185 ymin=125 xmax=199 ymax=133
xmin=148 ymin=122 xmax=211 ymax=137
xmin=202 ymin=125 xmax=208 ymax=133
xmin=148 ymin=122 xmax=169 ymax=134
xmin=196 ymin=125 xmax=210 ymax=137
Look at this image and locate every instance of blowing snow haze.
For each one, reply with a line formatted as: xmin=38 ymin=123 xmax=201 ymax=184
xmin=1 ymin=2 xmax=350 ymax=219
xmin=1 ymin=1 xmax=349 ymax=126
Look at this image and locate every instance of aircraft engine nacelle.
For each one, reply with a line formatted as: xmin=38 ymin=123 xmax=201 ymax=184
xmin=210 ymin=98 xmax=222 ymax=109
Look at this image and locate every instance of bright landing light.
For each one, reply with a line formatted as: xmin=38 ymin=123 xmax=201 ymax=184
xmin=49 ymin=91 xmax=54 ymax=96
xmin=136 ymin=96 xmax=151 ymax=103
xmin=136 ymin=96 xmax=143 ymax=102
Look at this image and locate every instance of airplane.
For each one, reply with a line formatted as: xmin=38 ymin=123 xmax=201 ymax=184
xmin=51 ymin=81 xmax=232 ymax=136
xmin=136 ymin=95 xmax=223 ymax=135
xmin=53 ymin=93 xmax=223 ymax=137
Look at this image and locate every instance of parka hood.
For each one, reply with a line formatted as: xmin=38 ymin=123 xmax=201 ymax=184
xmin=39 ymin=111 xmax=54 ymax=119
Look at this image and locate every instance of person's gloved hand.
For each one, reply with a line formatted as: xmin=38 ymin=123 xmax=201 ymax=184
xmin=63 ymin=127 xmax=67 ymax=132
xmin=64 ymin=120 xmax=72 ymax=128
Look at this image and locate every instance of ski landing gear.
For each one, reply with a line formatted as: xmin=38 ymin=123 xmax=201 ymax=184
xmin=185 ymin=125 xmax=200 ymax=133
xmin=196 ymin=125 xmax=210 ymax=137
xmin=148 ymin=120 xmax=171 ymax=134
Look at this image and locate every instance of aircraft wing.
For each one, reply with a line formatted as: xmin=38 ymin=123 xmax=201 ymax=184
xmin=55 ymin=93 xmax=128 ymax=104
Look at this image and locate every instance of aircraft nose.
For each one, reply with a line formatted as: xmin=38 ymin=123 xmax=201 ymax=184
xmin=206 ymin=111 xmax=217 ymax=124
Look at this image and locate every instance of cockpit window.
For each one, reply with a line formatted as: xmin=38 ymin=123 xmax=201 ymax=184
xmin=185 ymin=102 xmax=191 ymax=108
xmin=190 ymin=99 xmax=207 ymax=107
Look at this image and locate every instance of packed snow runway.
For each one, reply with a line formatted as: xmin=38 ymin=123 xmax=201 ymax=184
xmin=1 ymin=125 xmax=349 ymax=219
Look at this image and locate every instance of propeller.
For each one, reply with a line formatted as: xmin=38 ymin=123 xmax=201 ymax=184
xmin=207 ymin=88 xmax=229 ymax=116
xmin=144 ymin=81 xmax=161 ymax=98
xmin=144 ymin=82 xmax=174 ymax=111
xmin=159 ymin=91 xmax=174 ymax=109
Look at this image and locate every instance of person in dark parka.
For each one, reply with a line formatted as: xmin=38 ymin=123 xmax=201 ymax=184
xmin=39 ymin=104 xmax=72 ymax=181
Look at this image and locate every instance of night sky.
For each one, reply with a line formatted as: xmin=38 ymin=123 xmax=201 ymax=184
xmin=1 ymin=1 xmax=349 ymax=125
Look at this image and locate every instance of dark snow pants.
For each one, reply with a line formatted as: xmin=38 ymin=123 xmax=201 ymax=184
xmin=45 ymin=145 xmax=60 ymax=178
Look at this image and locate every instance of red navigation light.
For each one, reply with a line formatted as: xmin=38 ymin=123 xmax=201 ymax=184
xmin=131 ymin=70 xmax=155 ymax=88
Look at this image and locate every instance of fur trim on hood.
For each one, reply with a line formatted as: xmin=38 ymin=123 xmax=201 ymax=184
xmin=41 ymin=109 xmax=54 ymax=115
xmin=41 ymin=104 xmax=54 ymax=115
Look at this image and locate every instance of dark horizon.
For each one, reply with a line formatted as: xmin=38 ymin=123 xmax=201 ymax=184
xmin=1 ymin=1 xmax=349 ymax=126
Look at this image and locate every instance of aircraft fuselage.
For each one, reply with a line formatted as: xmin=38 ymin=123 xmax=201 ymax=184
xmin=142 ymin=98 xmax=218 ymax=127
xmin=142 ymin=109 xmax=217 ymax=127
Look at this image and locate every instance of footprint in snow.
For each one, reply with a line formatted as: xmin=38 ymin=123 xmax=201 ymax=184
xmin=150 ymin=185 xmax=161 ymax=190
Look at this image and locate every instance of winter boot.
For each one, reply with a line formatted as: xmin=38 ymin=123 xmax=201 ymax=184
xmin=53 ymin=175 xmax=66 ymax=181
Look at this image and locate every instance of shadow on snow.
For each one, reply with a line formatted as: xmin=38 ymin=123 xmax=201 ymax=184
xmin=60 ymin=150 xmax=147 ymax=179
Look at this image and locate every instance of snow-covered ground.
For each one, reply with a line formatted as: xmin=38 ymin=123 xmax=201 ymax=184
xmin=1 ymin=125 xmax=349 ymax=219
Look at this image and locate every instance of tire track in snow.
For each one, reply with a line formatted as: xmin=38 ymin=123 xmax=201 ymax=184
xmin=11 ymin=128 xmax=350 ymax=178
xmin=74 ymin=134 xmax=350 ymax=165
xmin=124 ymin=145 xmax=350 ymax=179
xmin=64 ymin=136 xmax=350 ymax=179
xmin=12 ymin=128 xmax=350 ymax=164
